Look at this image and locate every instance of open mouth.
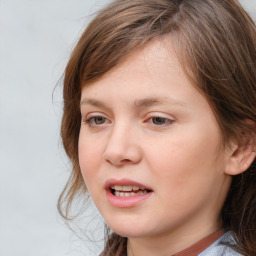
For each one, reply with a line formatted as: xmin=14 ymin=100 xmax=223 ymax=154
xmin=110 ymin=185 xmax=151 ymax=197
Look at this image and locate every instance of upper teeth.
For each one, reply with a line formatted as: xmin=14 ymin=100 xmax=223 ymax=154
xmin=110 ymin=185 xmax=145 ymax=191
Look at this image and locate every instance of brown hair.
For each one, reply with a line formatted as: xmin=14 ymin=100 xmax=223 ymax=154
xmin=58 ymin=0 xmax=256 ymax=255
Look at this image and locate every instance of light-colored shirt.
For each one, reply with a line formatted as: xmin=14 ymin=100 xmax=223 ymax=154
xmin=199 ymin=232 xmax=242 ymax=256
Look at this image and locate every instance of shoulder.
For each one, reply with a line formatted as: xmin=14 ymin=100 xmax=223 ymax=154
xmin=199 ymin=232 xmax=243 ymax=256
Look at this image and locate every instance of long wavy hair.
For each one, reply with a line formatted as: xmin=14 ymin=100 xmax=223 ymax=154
xmin=58 ymin=0 xmax=256 ymax=255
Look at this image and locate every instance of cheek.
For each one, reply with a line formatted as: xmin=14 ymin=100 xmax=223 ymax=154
xmin=146 ymin=126 xmax=223 ymax=187
xmin=145 ymin=132 xmax=226 ymax=221
xmin=78 ymin=134 xmax=103 ymax=190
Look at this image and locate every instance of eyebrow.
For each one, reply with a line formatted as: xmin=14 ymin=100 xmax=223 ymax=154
xmin=80 ymin=98 xmax=108 ymax=108
xmin=134 ymin=97 xmax=187 ymax=108
xmin=80 ymin=97 xmax=187 ymax=108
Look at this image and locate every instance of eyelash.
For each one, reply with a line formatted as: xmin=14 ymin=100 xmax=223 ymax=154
xmin=148 ymin=116 xmax=173 ymax=126
xmin=83 ymin=116 xmax=109 ymax=126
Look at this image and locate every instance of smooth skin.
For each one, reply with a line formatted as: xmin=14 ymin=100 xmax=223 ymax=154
xmin=78 ymin=37 xmax=250 ymax=256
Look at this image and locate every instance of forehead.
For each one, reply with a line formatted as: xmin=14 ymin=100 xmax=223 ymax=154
xmin=82 ymin=35 xmax=185 ymax=90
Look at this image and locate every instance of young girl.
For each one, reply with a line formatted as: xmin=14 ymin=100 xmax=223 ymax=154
xmin=58 ymin=0 xmax=256 ymax=255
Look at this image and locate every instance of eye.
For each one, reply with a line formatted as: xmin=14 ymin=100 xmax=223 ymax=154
xmin=151 ymin=116 xmax=171 ymax=125
xmin=84 ymin=115 xmax=109 ymax=126
xmin=92 ymin=116 xmax=106 ymax=125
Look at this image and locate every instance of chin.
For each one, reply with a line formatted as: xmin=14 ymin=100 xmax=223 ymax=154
xmin=112 ymin=227 xmax=147 ymax=238
xmin=101 ymin=208 xmax=159 ymax=238
xmin=107 ymin=220 xmax=156 ymax=238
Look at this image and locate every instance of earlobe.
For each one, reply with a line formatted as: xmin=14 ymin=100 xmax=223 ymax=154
xmin=225 ymin=140 xmax=256 ymax=176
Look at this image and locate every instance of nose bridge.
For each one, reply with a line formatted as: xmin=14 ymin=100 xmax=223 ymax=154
xmin=103 ymin=120 xmax=141 ymax=166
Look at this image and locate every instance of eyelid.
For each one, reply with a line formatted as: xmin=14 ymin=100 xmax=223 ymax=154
xmin=83 ymin=112 xmax=105 ymax=118
xmin=145 ymin=112 xmax=175 ymax=120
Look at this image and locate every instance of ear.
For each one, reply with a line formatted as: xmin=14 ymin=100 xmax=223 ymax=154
xmin=225 ymin=137 xmax=256 ymax=176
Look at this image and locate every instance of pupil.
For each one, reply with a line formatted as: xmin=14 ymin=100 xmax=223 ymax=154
xmin=153 ymin=117 xmax=165 ymax=125
xmin=95 ymin=116 xmax=105 ymax=124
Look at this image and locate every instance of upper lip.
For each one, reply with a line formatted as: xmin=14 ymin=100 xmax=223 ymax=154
xmin=104 ymin=178 xmax=152 ymax=191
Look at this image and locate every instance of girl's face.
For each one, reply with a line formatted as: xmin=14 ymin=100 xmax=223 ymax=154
xmin=79 ymin=37 xmax=232 ymax=244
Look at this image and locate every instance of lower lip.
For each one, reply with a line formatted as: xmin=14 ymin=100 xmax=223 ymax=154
xmin=106 ymin=189 xmax=153 ymax=208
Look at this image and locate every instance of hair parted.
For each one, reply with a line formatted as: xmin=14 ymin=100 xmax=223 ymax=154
xmin=58 ymin=0 xmax=256 ymax=255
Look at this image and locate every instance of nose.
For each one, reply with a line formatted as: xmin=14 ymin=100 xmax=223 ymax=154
xmin=103 ymin=124 xmax=142 ymax=167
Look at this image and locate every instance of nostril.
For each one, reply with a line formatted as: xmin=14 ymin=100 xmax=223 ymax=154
xmin=122 ymin=159 xmax=131 ymax=163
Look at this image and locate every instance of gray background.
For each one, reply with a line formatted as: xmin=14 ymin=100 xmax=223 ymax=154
xmin=0 ymin=1 xmax=255 ymax=255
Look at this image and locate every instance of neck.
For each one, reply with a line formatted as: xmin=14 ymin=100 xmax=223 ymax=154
xmin=127 ymin=223 xmax=221 ymax=256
